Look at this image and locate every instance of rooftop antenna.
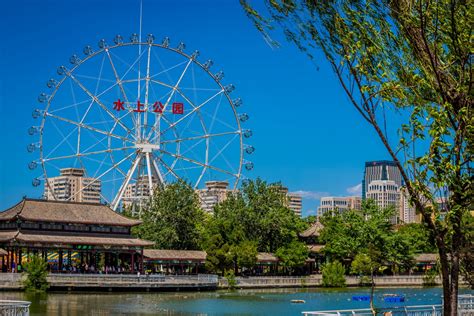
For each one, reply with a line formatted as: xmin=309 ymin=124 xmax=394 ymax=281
xmin=136 ymin=0 xmax=143 ymax=141
xmin=137 ymin=0 xmax=143 ymax=100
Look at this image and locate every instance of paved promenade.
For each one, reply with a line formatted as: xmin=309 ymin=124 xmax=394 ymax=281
xmin=0 ymin=273 xmax=219 ymax=291
xmin=219 ymin=275 xmax=441 ymax=289
xmin=0 ymin=273 xmax=442 ymax=291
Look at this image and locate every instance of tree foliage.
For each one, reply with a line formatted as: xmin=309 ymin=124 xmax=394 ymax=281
xmin=240 ymin=1 xmax=472 ymax=313
xmin=275 ymin=240 xmax=309 ymax=273
xmin=321 ymin=261 xmax=346 ymax=287
xmin=23 ymin=255 xmax=49 ymax=292
xmin=131 ymin=179 xmax=206 ymax=250
xmin=320 ymin=200 xmax=415 ymax=271
xmin=201 ymin=178 xmax=307 ymax=274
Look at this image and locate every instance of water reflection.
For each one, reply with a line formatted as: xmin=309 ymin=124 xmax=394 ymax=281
xmin=0 ymin=287 xmax=469 ymax=316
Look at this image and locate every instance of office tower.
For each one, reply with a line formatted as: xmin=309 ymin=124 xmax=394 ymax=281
xmin=44 ymin=168 xmax=101 ymax=203
xmin=366 ymin=179 xmax=400 ymax=223
xmin=362 ymin=161 xmax=402 ymax=199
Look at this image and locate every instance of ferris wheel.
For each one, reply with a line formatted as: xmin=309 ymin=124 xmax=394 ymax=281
xmin=28 ymin=34 xmax=254 ymax=210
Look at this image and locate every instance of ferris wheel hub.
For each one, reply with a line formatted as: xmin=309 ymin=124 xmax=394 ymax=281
xmin=135 ymin=143 xmax=160 ymax=152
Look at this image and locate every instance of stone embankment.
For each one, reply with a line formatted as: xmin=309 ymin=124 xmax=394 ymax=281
xmin=218 ymin=275 xmax=441 ymax=289
xmin=0 ymin=273 xmax=443 ymax=291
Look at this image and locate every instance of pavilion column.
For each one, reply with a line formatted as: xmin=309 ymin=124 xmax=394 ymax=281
xmin=18 ymin=248 xmax=22 ymax=271
xmin=58 ymin=250 xmax=63 ymax=272
xmin=9 ymin=248 xmax=14 ymax=272
xmin=131 ymin=252 xmax=135 ymax=273
xmin=140 ymin=249 xmax=144 ymax=273
xmin=67 ymin=250 xmax=71 ymax=269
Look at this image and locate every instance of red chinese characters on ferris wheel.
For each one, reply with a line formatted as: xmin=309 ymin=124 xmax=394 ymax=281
xmin=112 ymin=99 xmax=184 ymax=114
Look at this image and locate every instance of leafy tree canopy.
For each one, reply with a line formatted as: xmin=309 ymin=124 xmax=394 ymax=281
xmin=131 ymin=179 xmax=206 ymax=250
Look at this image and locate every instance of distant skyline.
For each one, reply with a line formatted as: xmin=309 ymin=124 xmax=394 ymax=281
xmin=0 ymin=0 xmax=392 ymax=216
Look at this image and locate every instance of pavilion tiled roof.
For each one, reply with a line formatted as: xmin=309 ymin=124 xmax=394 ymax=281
xmin=307 ymin=244 xmax=325 ymax=253
xmin=415 ymin=253 xmax=438 ymax=263
xmin=143 ymin=250 xmax=283 ymax=263
xmin=0 ymin=231 xmax=19 ymax=242
xmin=144 ymin=249 xmax=207 ymax=261
xmin=257 ymin=252 xmax=279 ymax=262
xmin=299 ymin=221 xmax=324 ymax=238
xmin=0 ymin=248 xmax=7 ymax=256
xmin=0 ymin=230 xmax=153 ymax=247
xmin=0 ymin=198 xmax=142 ymax=226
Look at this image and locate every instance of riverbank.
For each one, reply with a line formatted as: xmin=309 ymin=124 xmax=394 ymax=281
xmin=0 ymin=273 xmax=444 ymax=291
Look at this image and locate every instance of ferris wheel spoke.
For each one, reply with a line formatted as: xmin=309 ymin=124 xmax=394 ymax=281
xmin=144 ymin=152 xmax=154 ymax=197
xmin=157 ymin=156 xmax=180 ymax=180
xmin=67 ymin=150 xmax=136 ymax=203
xmin=160 ymin=131 xmax=240 ymax=144
xmin=150 ymin=153 xmax=165 ymax=186
xmin=160 ymin=59 xmax=193 ymax=114
xmin=143 ymin=44 xmax=153 ymax=130
xmin=209 ymin=134 xmax=239 ymax=165
xmin=158 ymin=89 xmax=224 ymax=136
xmin=112 ymin=154 xmax=142 ymax=210
xmin=43 ymin=126 xmax=78 ymax=159
xmin=64 ymin=71 xmax=133 ymax=136
xmin=109 ymin=48 xmax=148 ymax=81
xmin=46 ymin=113 xmax=131 ymax=143
xmin=42 ymin=146 xmax=134 ymax=163
xmin=105 ymin=49 xmax=136 ymax=123
xmin=151 ymin=49 xmax=189 ymax=80
xmin=159 ymin=149 xmax=236 ymax=178
xmin=75 ymin=74 xmax=116 ymax=83
xmin=49 ymin=117 xmax=77 ymax=157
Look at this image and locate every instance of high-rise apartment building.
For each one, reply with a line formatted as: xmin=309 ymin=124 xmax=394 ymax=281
xmin=399 ymin=187 xmax=419 ymax=224
xmin=317 ymin=196 xmax=362 ymax=217
xmin=287 ymin=193 xmax=302 ymax=217
xmin=362 ymin=161 xmax=402 ymax=199
xmin=366 ymin=179 xmax=400 ymax=223
xmin=122 ymin=175 xmax=158 ymax=209
xmin=275 ymin=185 xmax=303 ymax=217
xmin=197 ymin=181 xmax=230 ymax=213
xmin=44 ymin=168 xmax=101 ymax=203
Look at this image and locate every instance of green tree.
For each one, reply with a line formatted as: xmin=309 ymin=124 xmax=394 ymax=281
xmin=396 ymin=223 xmax=436 ymax=254
xmin=204 ymin=234 xmax=233 ymax=275
xmin=321 ymin=261 xmax=346 ymax=287
xmin=23 ymin=255 xmax=49 ymax=292
xmin=201 ymin=178 xmax=307 ymax=274
xmin=275 ymin=240 xmax=309 ymax=274
xmin=241 ymin=1 xmax=472 ymax=314
xmin=351 ymin=251 xmax=383 ymax=314
xmin=234 ymin=240 xmax=258 ymax=272
xmin=132 ymin=179 xmax=206 ymax=250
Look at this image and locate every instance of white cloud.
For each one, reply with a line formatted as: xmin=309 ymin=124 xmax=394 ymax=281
xmin=346 ymin=183 xmax=362 ymax=195
xmin=291 ymin=190 xmax=330 ymax=200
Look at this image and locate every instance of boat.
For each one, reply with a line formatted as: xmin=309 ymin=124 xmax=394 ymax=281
xmin=291 ymin=300 xmax=306 ymax=304
xmin=352 ymin=295 xmax=370 ymax=301
xmin=383 ymin=294 xmax=405 ymax=303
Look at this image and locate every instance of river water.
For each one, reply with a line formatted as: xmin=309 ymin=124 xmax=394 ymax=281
xmin=1 ymin=287 xmax=472 ymax=315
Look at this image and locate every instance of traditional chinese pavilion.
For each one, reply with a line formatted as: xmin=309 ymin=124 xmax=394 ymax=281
xmin=299 ymin=220 xmax=325 ymax=272
xmin=0 ymin=198 xmax=153 ymax=273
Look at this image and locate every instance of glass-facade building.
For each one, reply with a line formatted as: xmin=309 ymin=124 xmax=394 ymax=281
xmin=362 ymin=160 xmax=402 ymax=199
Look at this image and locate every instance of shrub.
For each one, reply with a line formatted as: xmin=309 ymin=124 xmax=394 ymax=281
xmin=225 ymin=270 xmax=237 ymax=289
xmin=23 ymin=255 xmax=49 ymax=292
xmin=423 ymin=268 xmax=439 ymax=286
xmin=322 ymin=261 xmax=346 ymax=287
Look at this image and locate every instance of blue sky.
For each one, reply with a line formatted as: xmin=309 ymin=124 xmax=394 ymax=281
xmin=0 ymin=0 xmax=391 ymax=216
